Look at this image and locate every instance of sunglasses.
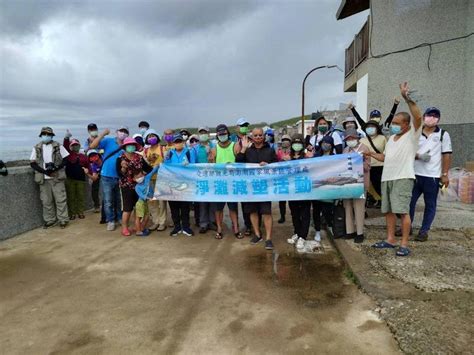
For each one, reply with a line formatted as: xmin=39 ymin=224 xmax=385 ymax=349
xmin=190 ymin=139 xmax=198 ymax=143
xmin=253 ymin=134 xmax=263 ymax=137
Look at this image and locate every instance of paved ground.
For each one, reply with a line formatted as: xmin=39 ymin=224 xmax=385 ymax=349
xmin=334 ymin=201 xmax=474 ymax=354
xmin=0 ymin=210 xmax=399 ymax=354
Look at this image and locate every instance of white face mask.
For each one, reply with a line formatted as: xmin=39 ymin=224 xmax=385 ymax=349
xmin=346 ymin=140 xmax=358 ymax=148
xmin=89 ymin=130 xmax=99 ymax=137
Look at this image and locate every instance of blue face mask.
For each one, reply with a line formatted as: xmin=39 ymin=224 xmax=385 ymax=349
xmin=390 ymin=124 xmax=402 ymax=135
xmin=41 ymin=135 xmax=53 ymax=144
xmin=366 ymin=127 xmax=377 ymax=136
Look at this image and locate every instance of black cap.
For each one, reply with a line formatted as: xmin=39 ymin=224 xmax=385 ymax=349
xmin=216 ymin=124 xmax=228 ymax=134
xmin=87 ymin=123 xmax=98 ymax=131
xmin=138 ymin=121 xmax=150 ymax=129
xmin=179 ymin=129 xmax=190 ymax=135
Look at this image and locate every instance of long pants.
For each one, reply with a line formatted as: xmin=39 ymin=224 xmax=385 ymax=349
xmin=409 ymin=175 xmax=440 ymax=234
xmin=242 ymin=203 xmax=252 ymax=229
xmin=343 ymin=199 xmax=366 ymax=235
xmin=289 ymin=200 xmax=311 ymax=240
xmin=279 ymin=201 xmax=287 ymax=218
xmin=101 ymin=176 xmax=122 ymax=223
xmin=91 ymin=179 xmax=101 ymax=209
xmin=148 ymin=199 xmax=167 ymax=226
xmin=193 ymin=202 xmax=200 ymax=225
xmin=312 ymin=200 xmax=333 ymax=231
xmin=370 ymin=166 xmax=383 ymax=198
xmin=199 ymin=202 xmax=215 ymax=228
xmin=168 ymin=201 xmax=191 ymax=229
xmin=39 ymin=179 xmax=69 ymax=224
xmin=65 ymin=178 xmax=86 ymax=216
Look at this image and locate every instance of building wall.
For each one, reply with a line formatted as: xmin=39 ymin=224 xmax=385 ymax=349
xmin=0 ymin=165 xmax=94 ymax=240
xmin=366 ymin=0 xmax=474 ymax=167
xmin=356 ymin=73 xmax=368 ymax=121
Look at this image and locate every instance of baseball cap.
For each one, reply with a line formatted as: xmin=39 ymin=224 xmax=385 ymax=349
xmin=198 ymin=126 xmax=210 ymax=133
xmin=87 ymin=123 xmax=98 ymax=131
xmin=87 ymin=149 xmax=99 ymax=156
xmin=39 ymin=127 xmax=55 ymax=137
xmin=281 ymin=134 xmax=291 ymax=141
xmin=117 ymin=125 xmax=129 ymax=133
xmin=236 ymin=117 xmax=249 ymax=126
xmin=216 ymin=124 xmax=228 ymax=134
xmin=172 ymin=134 xmax=184 ymax=142
xmin=424 ymin=107 xmax=441 ymax=117
xmin=369 ymin=109 xmax=382 ymax=118
xmin=138 ymin=121 xmax=150 ymax=128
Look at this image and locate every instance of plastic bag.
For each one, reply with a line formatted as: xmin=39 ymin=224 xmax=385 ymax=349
xmin=458 ymin=170 xmax=474 ymax=204
xmin=438 ymin=167 xmax=463 ymax=202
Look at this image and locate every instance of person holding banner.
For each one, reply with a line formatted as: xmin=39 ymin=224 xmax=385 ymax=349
xmin=276 ymin=134 xmax=292 ymax=224
xmin=236 ymin=127 xmax=277 ymax=250
xmin=368 ymin=82 xmax=423 ymax=257
xmin=164 ymin=134 xmax=196 ymax=237
xmin=342 ymin=128 xmax=370 ymax=243
xmin=210 ymin=124 xmax=242 ymax=240
xmin=286 ymin=134 xmax=314 ymax=252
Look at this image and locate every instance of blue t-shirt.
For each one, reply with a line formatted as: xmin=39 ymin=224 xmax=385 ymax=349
xmin=98 ymin=137 xmax=121 ymax=178
xmin=164 ymin=148 xmax=195 ymax=164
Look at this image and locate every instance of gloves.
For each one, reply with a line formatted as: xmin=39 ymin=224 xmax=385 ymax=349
xmin=65 ymin=129 xmax=72 ymax=139
xmin=418 ymin=153 xmax=431 ymax=162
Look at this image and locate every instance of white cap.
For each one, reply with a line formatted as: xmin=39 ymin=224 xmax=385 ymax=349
xmin=236 ymin=117 xmax=249 ymax=126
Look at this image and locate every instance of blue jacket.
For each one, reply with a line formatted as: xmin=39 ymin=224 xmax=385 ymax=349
xmin=135 ymin=166 xmax=159 ymax=201
xmin=164 ymin=147 xmax=196 ymax=164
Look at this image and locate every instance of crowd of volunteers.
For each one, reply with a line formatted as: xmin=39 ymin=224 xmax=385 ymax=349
xmin=30 ymin=82 xmax=452 ymax=256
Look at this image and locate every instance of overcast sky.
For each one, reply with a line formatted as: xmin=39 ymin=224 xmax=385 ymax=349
xmin=0 ymin=0 xmax=368 ymax=154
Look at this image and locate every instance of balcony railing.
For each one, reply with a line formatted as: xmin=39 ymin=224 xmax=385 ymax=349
xmin=344 ymin=18 xmax=369 ymax=77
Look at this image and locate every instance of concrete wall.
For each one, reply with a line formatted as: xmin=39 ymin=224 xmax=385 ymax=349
xmin=0 ymin=165 xmax=93 ymax=240
xmin=366 ymin=0 xmax=474 ymax=166
xmin=356 ymin=73 xmax=368 ymax=121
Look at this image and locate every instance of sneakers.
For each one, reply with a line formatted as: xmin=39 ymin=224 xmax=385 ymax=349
xmin=250 ymin=235 xmax=263 ymax=244
xmin=344 ymin=232 xmax=356 ymax=240
xmin=314 ymin=231 xmax=321 ymax=242
xmin=170 ymin=227 xmax=181 ymax=237
xmin=415 ymin=231 xmax=429 ymax=242
xmin=277 ymin=217 xmax=285 ymax=224
xmin=296 ymin=237 xmax=305 ymax=250
xmin=59 ymin=221 xmax=68 ymax=229
xmin=182 ymin=227 xmax=194 ymax=237
xmin=199 ymin=227 xmax=208 ymax=234
xmin=265 ymin=240 xmax=274 ymax=250
xmin=287 ymin=234 xmax=299 ymax=245
xmin=157 ymin=224 xmax=167 ymax=231
xmin=107 ymin=222 xmax=116 ymax=231
xmin=43 ymin=221 xmax=57 ymax=229
xmin=354 ymin=234 xmax=364 ymax=243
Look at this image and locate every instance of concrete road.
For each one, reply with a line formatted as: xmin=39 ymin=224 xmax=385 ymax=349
xmin=0 ymin=212 xmax=399 ymax=354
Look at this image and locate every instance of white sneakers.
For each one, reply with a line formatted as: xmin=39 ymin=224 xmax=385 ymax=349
xmin=314 ymin=231 xmax=321 ymax=242
xmin=295 ymin=237 xmax=306 ymax=250
xmin=106 ymin=222 xmax=115 ymax=231
xmin=287 ymin=234 xmax=299 ymax=244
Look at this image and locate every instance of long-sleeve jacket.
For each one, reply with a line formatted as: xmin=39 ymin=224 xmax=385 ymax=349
xmin=350 ymin=101 xmax=399 ymax=131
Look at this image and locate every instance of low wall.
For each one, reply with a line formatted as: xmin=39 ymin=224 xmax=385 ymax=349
xmin=0 ymin=165 xmax=93 ymax=240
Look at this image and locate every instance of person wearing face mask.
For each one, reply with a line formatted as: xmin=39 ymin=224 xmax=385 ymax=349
xmin=311 ymin=135 xmax=336 ymax=241
xmin=347 ymin=97 xmax=400 ymax=131
xmin=164 ymin=134 xmax=196 ymax=237
xmin=117 ymin=138 xmax=152 ymax=237
xmin=179 ymin=129 xmax=191 ymax=144
xmin=265 ymin=128 xmax=277 ymax=151
xmin=133 ymin=166 xmax=160 ymax=237
xmin=360 ymin=120 xmax=387 ymax=207
xmin=309 ymin=116 xmax=343 ymax=154
xmin=367 ymin=82 xmax=423 ymax=257
xmin=236 ymin=127 xmax=277 ymax=250
xmin=85 ymin=149 xmax=106 ymax=222
xmin=405 ymin=107 xmax=452 ymax=242
xmin=341 ymin=117 xmax=365 ymax=140
xmin=286 ymin=134 xmax=317 ymax=253
xmin=138 ymin=121 xmax=150 ymax=138
xmin=30 ymin=127 xmax=70 ymax=229
xmin=209 ymin=124 xmax=242 ymax=240
xmin=342 ymin=128 xmax=370 ymax=243
xmin=163 ymin=129 xmax=175 ymax=153
xmin=193 ymin=127 xmax=217 ymax=234
xmin=84 ymin=123 xmax=100 ymax=152
xmin=143 ymin=129 xmax=167 ymax=231
xmin=276 ymin=135 xmax=292 ymax=224
xmin=63 ymin=133 xmax=89 ymax=220
xmin=89 ymin=125 xmax=130 ymax=231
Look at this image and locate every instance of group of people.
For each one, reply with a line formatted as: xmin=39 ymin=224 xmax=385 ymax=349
xmin=29 ymin=82 xmax=452 ymax=256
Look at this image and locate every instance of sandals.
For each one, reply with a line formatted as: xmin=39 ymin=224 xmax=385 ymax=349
xmin=121 ymin=228 xmax=131 ymax=237
xmin=244 ymin=228 xmax=252 ymax=236
xmin=396 ymin=246 xmax=410 ymax=257
xmin=372 ymin=241 xmax=396 ymax=249
xmin=215 ymin=232 xmax=223 ymax=240
xmin=78 ymin=214 xmax=85 ymax=219
xmin=235 ymin=232 xmax=244 ymax=239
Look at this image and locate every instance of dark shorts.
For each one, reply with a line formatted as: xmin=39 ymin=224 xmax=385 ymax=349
xmin=214 ymin=202 xmax=238 ymax=212
xmin=121 ymin=187 xmax=138 ymax=213
xmin=243 ymin=202 xmax=272 ymax=215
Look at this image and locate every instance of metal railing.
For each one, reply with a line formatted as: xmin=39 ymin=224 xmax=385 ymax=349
xmin=345 ymin=18 xmax=369 ymax=77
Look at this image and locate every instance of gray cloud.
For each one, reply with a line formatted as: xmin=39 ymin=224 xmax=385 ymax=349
xmin=0 ymin=0 xmax=368 ymax=160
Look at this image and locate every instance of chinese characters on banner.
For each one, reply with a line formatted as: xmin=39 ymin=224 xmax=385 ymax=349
xmin=154 ymin=153 xmax=365 ymax=202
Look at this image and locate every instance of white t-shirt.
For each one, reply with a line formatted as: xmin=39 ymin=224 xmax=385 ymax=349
xmin=30 ymin=144 xmax=70 ymax=179
xmin=414 ymin=127 xmax=452 ymax=178
xmin=382 ymin=125 xmax=422 ymax=182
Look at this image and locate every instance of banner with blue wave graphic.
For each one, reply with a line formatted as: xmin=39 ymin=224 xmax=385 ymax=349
xmin=154 ymin=153 xmax=365 ymax=202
